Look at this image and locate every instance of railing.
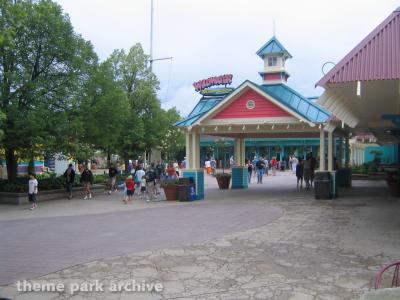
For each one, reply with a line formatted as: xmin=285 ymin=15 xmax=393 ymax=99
xmin=374 ymin=261 xmax=400 ymax=289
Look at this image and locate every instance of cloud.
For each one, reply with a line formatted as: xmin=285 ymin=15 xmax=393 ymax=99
xmin=160 ymin=85 xmax=199 ymax=117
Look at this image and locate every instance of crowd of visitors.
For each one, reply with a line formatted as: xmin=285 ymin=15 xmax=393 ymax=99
xmin=243 ymin=153 xmax=317 ymax=189
xmin=27 ymin=152 xmax=317 ymax=210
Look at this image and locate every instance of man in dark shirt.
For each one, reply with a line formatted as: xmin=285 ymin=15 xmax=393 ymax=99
xmin=108 ymin=164 xmax=118 ymax=195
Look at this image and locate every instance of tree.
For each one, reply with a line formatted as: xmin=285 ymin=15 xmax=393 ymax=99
xmin=79 ymin=61 xmax=129 ymax=164
xmin=0 ymin=0 xmax=97 ymax=181
xmin=107 ymin=44 xmax=160 ymax=169
xmin=159 ymin=108 xmax=185 ymax=160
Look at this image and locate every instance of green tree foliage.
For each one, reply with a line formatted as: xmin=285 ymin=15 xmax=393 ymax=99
xmin=159 ymin=108 xmax=185 ymax=160
xmin=78 ymin=61 xmax=129 ymax=162
xmin=0 ymin=0 xmax=97 ymax=181
xmin=107 ymin=44 xmax=163 ymax=169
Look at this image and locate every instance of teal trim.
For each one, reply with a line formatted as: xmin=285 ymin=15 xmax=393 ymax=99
xmin=200 ymin=138 xmax=322 ymax=147
xmin=183 ymin=170 xmax=204 ymax=200
xmin=256 ymin=36 xmax=292 ymax=58
xmin=231 ymin=167 xmax=248 ymax=189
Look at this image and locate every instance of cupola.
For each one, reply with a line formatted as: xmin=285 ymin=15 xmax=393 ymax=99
xmin=256 ymin=36 xmax=292 ymax=84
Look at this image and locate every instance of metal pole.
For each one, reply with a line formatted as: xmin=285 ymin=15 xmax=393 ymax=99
xmin=150 ymin=0 xmax=154 ymax=72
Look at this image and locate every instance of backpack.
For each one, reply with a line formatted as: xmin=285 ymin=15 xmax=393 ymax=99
xmin=156 ymin=164 xmax=164 ymax=176
xmin=256 ymin=160 xmax=264 ymax=169
xmin=145 ymin=169 xmax=156 ymax=182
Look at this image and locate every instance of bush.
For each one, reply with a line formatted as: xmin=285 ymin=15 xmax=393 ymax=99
xmin=0 ymin=172 xmax=110 ymax=193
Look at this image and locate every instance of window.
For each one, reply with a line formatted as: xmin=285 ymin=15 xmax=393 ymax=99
xmin=268 ymin=56 xmax=278 ymax=67
xmin=246 ymin=100 xmax=255 ymax=110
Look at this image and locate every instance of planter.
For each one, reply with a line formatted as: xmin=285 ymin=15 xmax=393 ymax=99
xmin=387 ymin=181 xmax=400 ymax=197
xmin=0 ymin=184 xmax=106 ymax=205
xmin=163 ymin=184 xmax=178 ymax=200
xmin=216 ymin=175 xmax=231 ymax=189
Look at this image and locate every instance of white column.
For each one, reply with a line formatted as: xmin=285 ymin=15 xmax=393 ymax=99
xmin=195 ymin=133 xmax=200 ymax=169
xmin=191 ymin=131 xmax=200 ymax=169
xmin=328 ymin=131 xmax=333 ymax=171
xmin=319 ymin=127 xmax=325 ymax=171
xmin=185 ymin=132 xmax=191 ymax=169
xmin=241 ymin=138 xmax=246 ymax=166
xmin=234 ymin=138 xmax=241 ymax=166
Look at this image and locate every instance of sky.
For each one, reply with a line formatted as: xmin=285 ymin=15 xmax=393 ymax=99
xmin=54 ymin=0 xmax=399 ymax=117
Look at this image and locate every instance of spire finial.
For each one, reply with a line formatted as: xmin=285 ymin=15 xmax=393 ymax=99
xmin=273 ymin=20 xmax=276 ymax=36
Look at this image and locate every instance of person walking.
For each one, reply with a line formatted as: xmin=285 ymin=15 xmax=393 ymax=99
xmin=140 ymin=176 xmax=147 ymax=201
xmin=290 ymin=156 xmax=299 ymax=174
xmin=255 ymin=158 xmax=265 ymax=184
xmin=123 ymin=175 xmax=135 ymax=204
xmin=246 ymin=159 xmax=253 ymax=184
xmin=63 ymin=163 xmax=75 ymax=199
xmin=108 ymin=164 xmax=118 ymax=195
xmin=155 ymin=161 xmax=165 ymax=195
xmin=309 ymin=153 xmax=317 ymax=188
xmin=28 ymin=174 xmax=38 ymax=210
xmin=205 ymin=159 xmax=211 ymax=175
xmin=271 ymin=157 xmax=278 ymax=176
xmin=145 ymin=164 xmax=157 ymax=201
xmin=303 ymin=155 xmax=312 ymax=189
xmin=263 ymin=157 xmax=269 ymax=176
xmin=296 ymin=159 xmax=304 ymax=188
xmin=80 ymin=165 xmax=93 ymax=199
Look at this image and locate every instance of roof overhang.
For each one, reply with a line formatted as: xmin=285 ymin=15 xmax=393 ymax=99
xmin=193 ymin=81 xmax=316 ymax=128
xmin=318 ymin=80 xmax=400 ymax=129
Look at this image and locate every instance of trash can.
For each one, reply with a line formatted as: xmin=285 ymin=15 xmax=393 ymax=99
xmin=178 ymin=184 xmax=191 ymax=201
xmin=336 ymin=168 xmax=352 ymax=187
xmin=314 ymin=171 xmax=332 ymax=199
xmin=178 ymin=178 xmax=191 ymax=185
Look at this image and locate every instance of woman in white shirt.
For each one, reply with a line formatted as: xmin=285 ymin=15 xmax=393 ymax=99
xmin=28 ymin=174 xmax=38 ymax=210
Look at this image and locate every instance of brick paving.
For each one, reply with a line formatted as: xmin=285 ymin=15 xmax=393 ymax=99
xmin=0 ymin=183 xmax=282 ymax=285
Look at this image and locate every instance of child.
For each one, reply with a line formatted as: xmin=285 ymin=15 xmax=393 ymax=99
xmin=140 ymin=176 xmax=148 ymax=202
xmin=296 ymin=159 xmax=304 ymax=188
xmin=28 ymin=174 xmax=38 ymax=210
xmin=124 ymin=175 xmax=135 ymax=204
xmin=118 ymin=182 xmax=128 ymax=204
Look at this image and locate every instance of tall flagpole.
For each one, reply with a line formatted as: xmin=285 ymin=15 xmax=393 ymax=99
xmin=150 ymin=0 xmax=154 ymax=72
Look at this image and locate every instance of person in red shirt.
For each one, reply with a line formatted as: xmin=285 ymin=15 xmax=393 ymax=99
xmin=124 ymin=175 xmax=135 ymax=204
xmin=166 ymin=162 xmax=177 ymax=180
xmin=271 ymin=157 xmax=278 ymax=176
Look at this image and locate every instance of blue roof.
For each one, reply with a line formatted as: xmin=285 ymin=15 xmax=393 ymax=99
xmin=257 ymin=83 xmax=330 ymax=123
xmin=256 ymin=36 xmax=292 ymax=58
xmin=174 ymin=96 xmax=224 ymax=126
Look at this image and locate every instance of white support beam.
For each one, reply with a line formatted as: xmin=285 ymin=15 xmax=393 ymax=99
xmin=328 ymin=131 xmax=333 ymax=171
xmin=234 ymin=138 xmax=241 ymax=166
xmin=185 ymin=132 xmax=191 ymax=169
xmin=241 ymin=138 xmax=246 ymax=167
xmin=319 ymin=127 xmax=325 ymax=171
xmin=191 ymin=131 xmax=199 ymax=169
xmin=195 ymin=133 xmax=200 ymax=169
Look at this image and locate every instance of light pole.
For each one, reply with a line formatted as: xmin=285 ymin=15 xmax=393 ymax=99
xmin=149 ymin=0 xmax=172 ymax=72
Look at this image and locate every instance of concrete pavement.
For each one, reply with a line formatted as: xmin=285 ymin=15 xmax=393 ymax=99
xmin=0 ymin=171 xmax=399 ymax=299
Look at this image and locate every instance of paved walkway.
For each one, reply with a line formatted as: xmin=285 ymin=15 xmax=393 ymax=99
xmin=0 ymin=171 xmax=399 ymax=299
